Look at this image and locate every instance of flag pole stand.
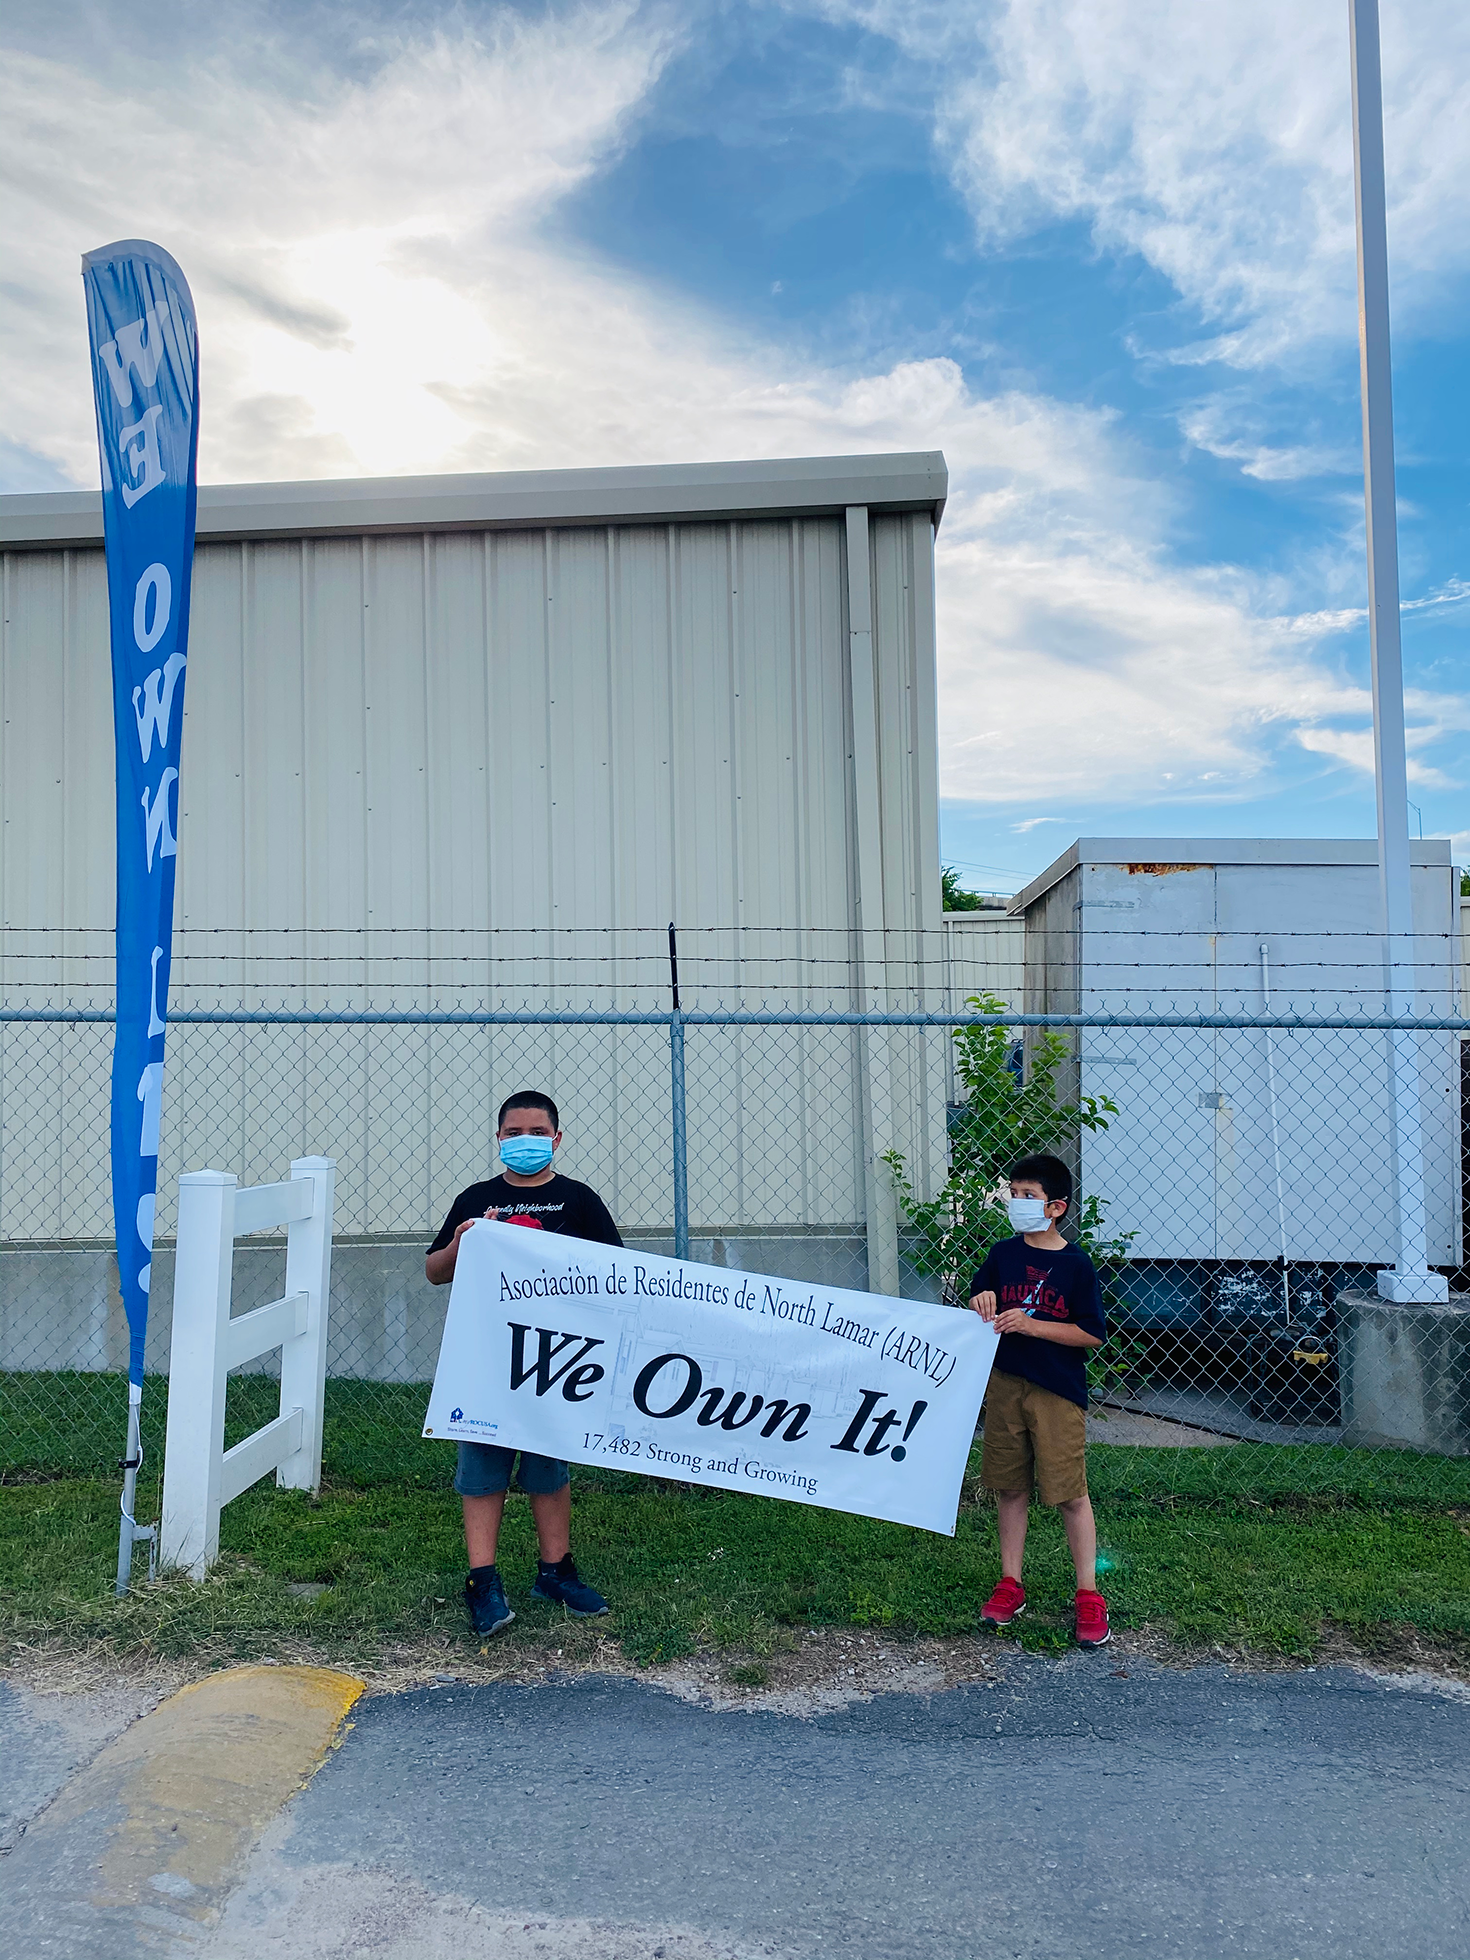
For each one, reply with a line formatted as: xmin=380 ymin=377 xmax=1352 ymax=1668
xmin=116 ymin=1380 xmax=158 ymax=1596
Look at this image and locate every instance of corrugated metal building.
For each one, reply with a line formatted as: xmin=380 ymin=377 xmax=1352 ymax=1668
xmin=0 ymin=456 xmax=950 ymax=1320
xmin=2 ymin=455 xmax=947 ymax=982
xmin=942 ymin=907 xmax=1024 ymax=1012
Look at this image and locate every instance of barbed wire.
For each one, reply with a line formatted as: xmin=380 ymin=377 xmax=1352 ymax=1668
xmin=3 ymin=1003 xmax=1470 ymax=1029
xmin=1 ymin=924 xmax=1464 ymax=940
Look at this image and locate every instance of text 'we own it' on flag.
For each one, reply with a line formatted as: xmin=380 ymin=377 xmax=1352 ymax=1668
xmin=82 ymin=240 xmax=200 ymax=1392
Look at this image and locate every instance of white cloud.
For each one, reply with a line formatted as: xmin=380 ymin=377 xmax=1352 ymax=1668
xmin=932 ymin=420 xmax=1370 ymax=805
xmin=821 ymin=0 xmax=1470 ymax=367
xmin=0 ymin=6 xmax=680 ymax=484
xmin=813 ymin=0 xmax=1470 ymax=508
xmin=1404 ymin=578 xmax=1470 ymax=616
xmin=1295 ymin=690 xmax=1470 ymax=793
xmin=1278 ymin=606 xmax=1367 ymax=639
xmin=1178 ymin=402 xmax=1355 ymax=484
xmin=1296 ymin=726 xmax=1451 ymax=790
xmin=1 ymin=0 xmax=1459 ymax=816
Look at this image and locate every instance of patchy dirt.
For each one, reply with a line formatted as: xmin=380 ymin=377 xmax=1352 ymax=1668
xmin=631 ymin=1628 xmax=988 ymax=1716
xmin=1304 ymin=1619 xmax=1470 ymax=1684
xmin=9 ymin=1613 xmax=1470 ymax=1719
xmin=1087 ymin=1407 xmax=1234 ymax=1447
xmin=3 ymin=1638 xmax=198 ymax=1710
xmin=2 ymin=1623 xmax=994 ymax=1714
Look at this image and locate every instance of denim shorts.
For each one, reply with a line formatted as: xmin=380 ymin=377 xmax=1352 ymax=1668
xmin=454 ymin=1442 xmax=570 ymax=1498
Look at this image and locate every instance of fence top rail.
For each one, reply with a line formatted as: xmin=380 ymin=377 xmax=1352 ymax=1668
xmin=6 ymin=1005 xmax=1470 ymax=1033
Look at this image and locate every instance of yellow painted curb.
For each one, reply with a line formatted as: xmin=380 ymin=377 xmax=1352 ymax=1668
xmin=32 ymin=1664 xmax=363 ymax=1921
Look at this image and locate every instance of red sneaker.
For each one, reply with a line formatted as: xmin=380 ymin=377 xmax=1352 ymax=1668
xmin=1075 ymin=1589 xmax=1111 ymax=1647
xmin=980 ymin=1576 xmax=1026 ymax=1627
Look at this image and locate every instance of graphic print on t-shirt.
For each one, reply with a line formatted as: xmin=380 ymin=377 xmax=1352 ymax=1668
xmin=968 ymin=1237 xmax=1107 ymax=1409
xmin=427 ymin=1173 xmax=622 ymax=1255
xmin=1015 ymin=1265 xmax=1067 ymax=1318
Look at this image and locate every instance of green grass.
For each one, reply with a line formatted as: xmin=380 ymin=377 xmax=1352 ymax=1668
xmin=4 ymin=1450 xmax=1468 ymax=1669
xmin=1085 ymin=1440 xmax=1470 ymax=1505
xmin=6 ymin=1369 xmax=1469 ymax=1669
xmin=2 ymin=1372 xmax=438 ymax=1487
xmin=9 ymin=1369 xmax=1470 ymax=1503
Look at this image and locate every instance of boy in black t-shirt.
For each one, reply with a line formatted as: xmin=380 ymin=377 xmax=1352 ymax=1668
xmin=969 ymin=1152 xmax=1111 ymax=1648
xmin=426 ymin=1089 xmax=621 ymax=1637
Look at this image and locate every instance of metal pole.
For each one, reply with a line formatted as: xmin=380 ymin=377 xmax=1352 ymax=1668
xmin=1259 ymin=946 xmax=1291 ymax=1321
xmin=116 ymin=1384 xmax=141 ymax=1594
xmin=115 ymin=1379 xmax=156 ymax=1595
xmin=669 ymin=924 xmax=689 ymax=1262
xmin=1348 ymin=0 xmax=1447 ymax=1302
xmin=845 ymin=505 xmax=902 ymax=1295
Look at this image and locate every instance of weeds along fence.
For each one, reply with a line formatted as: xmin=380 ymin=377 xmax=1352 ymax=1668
xmin=3 ymin=953 xmax=1470 ymax=1502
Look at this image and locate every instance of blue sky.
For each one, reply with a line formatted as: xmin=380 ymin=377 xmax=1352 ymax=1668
xmin=3 ymin=0 xmax=1467 ymax=892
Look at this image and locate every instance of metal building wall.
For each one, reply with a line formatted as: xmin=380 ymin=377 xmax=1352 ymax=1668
xmin=1 ymin=514 xmax=943 ymax=971
xmin=0 ymin=466 xmax=947 ymax=1246
xmin=943 ymin=913 xmax=1025 ymax=1011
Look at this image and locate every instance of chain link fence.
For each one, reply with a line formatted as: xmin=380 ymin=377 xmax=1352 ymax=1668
xmin=4 ymin=935 xmax=1469 ymax=1502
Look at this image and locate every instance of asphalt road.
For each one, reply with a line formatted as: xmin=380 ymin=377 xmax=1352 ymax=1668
xmin=6 ymin=1657 xmax=1470 ymax=1959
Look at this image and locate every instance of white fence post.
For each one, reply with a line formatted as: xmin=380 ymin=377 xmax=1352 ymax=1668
xmin=277 ymin=1156 xmax=335 ymax=1492
xmin=159 ymin=1157 xmax=336 ymax=1579
xmin=159 ymin=1171 xmax=236 ymax=1578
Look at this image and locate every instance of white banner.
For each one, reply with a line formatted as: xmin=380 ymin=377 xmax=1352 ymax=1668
xmin=424 ymin=1223 xmax=999 ymax=1535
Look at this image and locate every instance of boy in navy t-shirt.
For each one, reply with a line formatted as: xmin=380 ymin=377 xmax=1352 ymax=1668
xmin=969 ymin=1152 xmax=1111 ymax=1647
xmin=426 ymin=1089 xmax=619 ymax=1638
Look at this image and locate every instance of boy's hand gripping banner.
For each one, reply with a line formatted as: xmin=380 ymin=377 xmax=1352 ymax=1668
xmin=425 ymin=1224 xmax=1000 ymax=1535
xmin=82 ymin=241 xmax=200 ymax=1385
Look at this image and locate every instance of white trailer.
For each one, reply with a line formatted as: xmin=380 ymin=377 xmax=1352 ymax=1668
xmin=1011 ymin=839 xmax=1462 ymax=1267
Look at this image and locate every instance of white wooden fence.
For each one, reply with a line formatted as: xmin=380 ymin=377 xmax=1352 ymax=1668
xmin=159 ymin=1155 xmax=335 ymax=1578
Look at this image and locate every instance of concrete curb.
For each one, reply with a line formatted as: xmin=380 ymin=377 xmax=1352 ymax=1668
xmin=1 ymin=1663 xmax=362 ymax=1956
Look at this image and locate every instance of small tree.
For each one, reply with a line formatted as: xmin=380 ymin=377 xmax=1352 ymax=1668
xmin=941 ymin=866 xmax=988 ymax=912
xmin=886 ymin=994 xmax=1125 ymax=1304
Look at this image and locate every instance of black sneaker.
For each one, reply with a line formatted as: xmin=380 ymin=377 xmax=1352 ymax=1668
xmin=465 ymin=1565 xmax=515 ymax=1637
xmin=530 ymin=1555 xmax=608 ymax=1617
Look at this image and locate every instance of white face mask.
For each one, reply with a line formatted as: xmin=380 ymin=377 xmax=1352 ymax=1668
xmin=1007 ymin=1196 xmax=1050 ymax=1234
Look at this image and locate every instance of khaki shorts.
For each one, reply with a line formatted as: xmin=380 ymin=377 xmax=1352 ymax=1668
xmin=980 ymin=1369 xmax=1089 ymax=1506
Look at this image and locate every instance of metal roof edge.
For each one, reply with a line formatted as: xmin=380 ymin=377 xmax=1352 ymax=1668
xmin=1011 ymin=836 xmax=1455 ymax=913
xmin=0 ymin=451 xmax=949 ymax=550
xmin=1009 ymin=842 xmax=1081 ymax=916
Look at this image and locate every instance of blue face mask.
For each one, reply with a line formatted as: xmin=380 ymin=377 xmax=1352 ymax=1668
xmin=499 ymin=1133 xmax=555 ymax=1176
xmin=1007 ymin=1196 xmax=1049 ymax=1234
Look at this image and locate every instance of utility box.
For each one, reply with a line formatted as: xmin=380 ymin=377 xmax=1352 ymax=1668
xmin=1339 ymin=1290 xmax=1470 ymax=1454
xmin=1010 ymin=840 xmax=1461 ymax=1267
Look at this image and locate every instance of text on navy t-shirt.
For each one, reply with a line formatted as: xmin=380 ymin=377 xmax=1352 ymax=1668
xmin=969 ymin=1237 xmax=1106 ymax=1410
